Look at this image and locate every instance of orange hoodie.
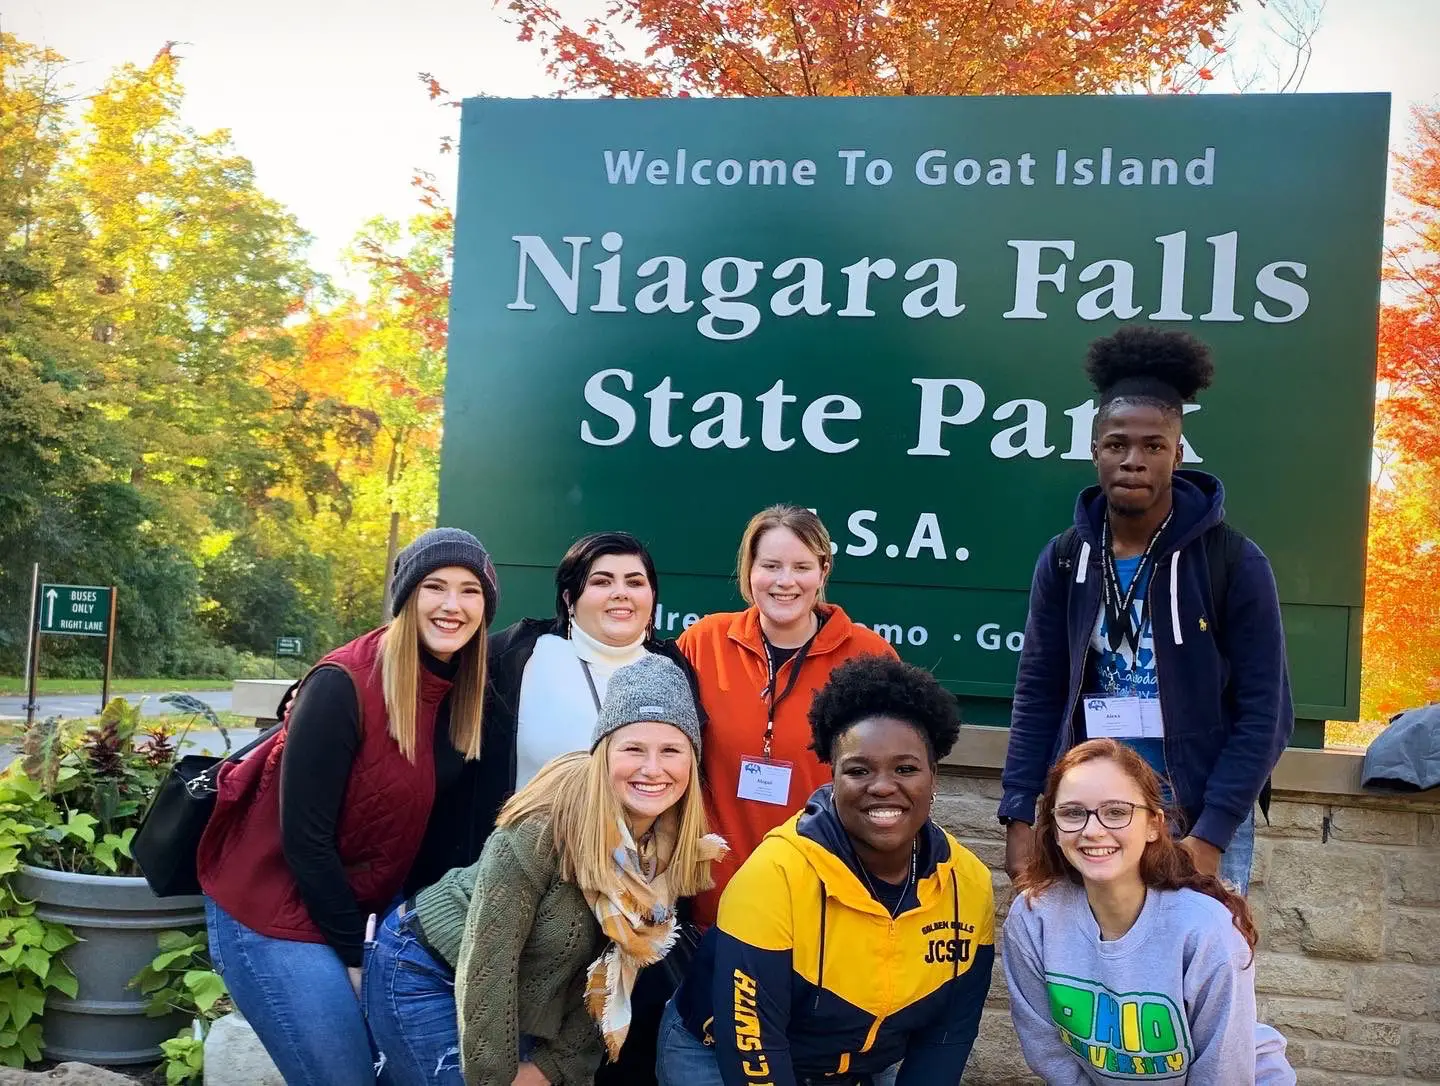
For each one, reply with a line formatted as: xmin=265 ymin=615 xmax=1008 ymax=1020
xmin=677 ymin=603 xmax=898 ymax=926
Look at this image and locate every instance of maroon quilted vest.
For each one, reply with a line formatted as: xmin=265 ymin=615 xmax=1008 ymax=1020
xmin=197 ymin=627 xmax=449 ymax=942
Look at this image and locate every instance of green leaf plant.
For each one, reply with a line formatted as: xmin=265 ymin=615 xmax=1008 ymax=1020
xmin=0 ymin=696 xmax=214 ymax=1066
xmin=130 ymin=929 xmax=231 ymax=1085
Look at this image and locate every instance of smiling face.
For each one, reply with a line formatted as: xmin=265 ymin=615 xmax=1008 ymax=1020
xmin=606 ymin=721 xmax=693 ymax=832
xmin=414 ymin=565 xmax=488 ymax=661
xmin=749 ymin=526 xmax=828 ymax=639
xmin=1053 ymin=757 xmax=1161 ymax=889
xmin=832 ymin=716 xmax=934 ymax=879
xmin=1091 ymin=403 xmax=1183 ymax=518
xmin=570 ymin=553 xmax=655 ymax=647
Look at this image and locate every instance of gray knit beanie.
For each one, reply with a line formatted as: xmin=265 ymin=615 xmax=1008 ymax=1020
xmin=389 ymin=527 xmax=501 ymax=623
xmin=592 ymin=654 xmax=702 ymax=755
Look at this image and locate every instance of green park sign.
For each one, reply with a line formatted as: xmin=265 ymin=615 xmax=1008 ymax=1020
xmin=38 ymin=584 xmax=113 ymax=638
xmin=276 ymin=637 xmax=303 ymax=657
xmin=439 ymin=94 xmax=1389 ymax=726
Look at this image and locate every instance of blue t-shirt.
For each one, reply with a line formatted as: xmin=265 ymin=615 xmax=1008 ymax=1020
xmin=1088 ymin=555 xmax=1171 ymax=793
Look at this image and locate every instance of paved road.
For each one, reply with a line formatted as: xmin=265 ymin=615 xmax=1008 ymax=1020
xmin=0 ymin=688 xmax=233 ymax=722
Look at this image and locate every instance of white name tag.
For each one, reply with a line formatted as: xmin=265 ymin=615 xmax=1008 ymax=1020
xmin=737 ymin=757 xmax=793 ymax=806
xmin=1083 ymin=696 xmax=1146 ymax=740
xmin=1138 ymin=699 xmax=1165 ymax=739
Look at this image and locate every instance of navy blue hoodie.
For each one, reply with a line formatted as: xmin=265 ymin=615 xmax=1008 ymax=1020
xmin=999 ymin=470 xmax=1294 ymax=850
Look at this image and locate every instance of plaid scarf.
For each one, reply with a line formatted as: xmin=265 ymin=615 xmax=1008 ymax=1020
xmin=582 ymin=812 xmax=727 ymax=1060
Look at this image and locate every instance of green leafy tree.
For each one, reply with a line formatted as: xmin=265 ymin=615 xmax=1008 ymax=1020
xmin=1 ymin=39 xmax=333 ymax=675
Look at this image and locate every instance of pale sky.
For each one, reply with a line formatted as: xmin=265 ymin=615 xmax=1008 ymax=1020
xmin=7 ymin=0 xmax=1440 ymax=283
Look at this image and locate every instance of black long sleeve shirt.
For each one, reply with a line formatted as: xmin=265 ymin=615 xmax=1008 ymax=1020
xmin=279 ymin=654 xmax=463 ymax=965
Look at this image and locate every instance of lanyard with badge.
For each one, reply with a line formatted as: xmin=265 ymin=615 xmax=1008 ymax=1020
xmin=736 ymin=638 xmax=814 ymax=806
xmin=1083 ymin=510 xmax=1172 ymax=742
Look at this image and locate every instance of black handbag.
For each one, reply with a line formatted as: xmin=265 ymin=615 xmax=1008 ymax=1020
xmin=132 ymin=725 xmax=280 ymax=897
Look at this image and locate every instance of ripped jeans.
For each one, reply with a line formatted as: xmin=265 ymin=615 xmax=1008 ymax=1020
xmin=363 ymin=905 xmax=464 ymax=1085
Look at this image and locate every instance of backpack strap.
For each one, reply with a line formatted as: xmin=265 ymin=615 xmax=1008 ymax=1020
xmin=1200 ymin=521 xmax=1246 ymax=637
xmin=1054 ymin=526 xmax=1084 ymax=583
xmin=1201 ymin=521 xmax=1274 ymax=826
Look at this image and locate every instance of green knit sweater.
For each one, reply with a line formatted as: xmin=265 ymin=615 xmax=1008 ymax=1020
xmin=433 ymin=818 xmax=605 ymax=1086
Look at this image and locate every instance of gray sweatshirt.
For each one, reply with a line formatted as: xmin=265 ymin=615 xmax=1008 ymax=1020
xmin=1003 ymin=882 xmax=1294 ymax=1085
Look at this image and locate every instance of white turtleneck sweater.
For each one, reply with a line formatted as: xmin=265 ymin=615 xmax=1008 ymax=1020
xmin=513 ymin=622 xmax=649 ymax=788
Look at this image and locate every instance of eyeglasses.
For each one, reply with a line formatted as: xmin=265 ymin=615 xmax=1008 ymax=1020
xmin=1052 ymin=801 xmax=1149 ymax=832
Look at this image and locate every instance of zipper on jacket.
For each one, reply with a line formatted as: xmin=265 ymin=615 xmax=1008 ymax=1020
xmin=855 ymin=916 xmax=898 ymax=1055
xmin=813 ymin=888 xmax=827 ymax=1011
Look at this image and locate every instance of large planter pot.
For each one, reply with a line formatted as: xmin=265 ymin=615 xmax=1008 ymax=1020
xmin=13 ymin=864 xmax=206 ymax=1066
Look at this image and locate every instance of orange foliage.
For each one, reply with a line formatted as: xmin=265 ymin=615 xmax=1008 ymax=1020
xmin=1379 ymin=106 xmax=1440 ymax=453
xmin=501 ymin=0 xmax=1237 ymax=98
xmin=1363 ymin=104 xmax=1440 ymax=721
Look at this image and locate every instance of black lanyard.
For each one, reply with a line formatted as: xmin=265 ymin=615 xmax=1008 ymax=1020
xmin=760 ymin=637 xmax=814 ymax=760
xmin=1100 ymin=510 xmax=1172 ymax=658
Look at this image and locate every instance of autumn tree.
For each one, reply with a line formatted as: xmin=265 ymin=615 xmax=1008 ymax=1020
xmin=0 ymin=34 xmax=151 ymax=671
xmin=1378 ymin=105 xmax=1440 ymax=464
xmin=55 ymin=48 xmax=317 ymax=530
xmin=501 ymin=0 xmax=1240 ymax=97
xmin=1362 ymin=104 xmax=1440 ymax=720
xmin=0 ymin=39 xmax=326 ymax=675
xmin=251 ymin=193 xmax=453 ymax=638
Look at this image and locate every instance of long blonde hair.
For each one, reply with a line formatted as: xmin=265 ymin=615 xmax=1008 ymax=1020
xmin=497 ymin=740 xmax=716 ymax=899
xmin=379 ymin=593 xmax=487 ymax=763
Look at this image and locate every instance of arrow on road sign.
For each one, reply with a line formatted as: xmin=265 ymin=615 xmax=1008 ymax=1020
xmin=45 ymin=588 xmax=57 ymax=628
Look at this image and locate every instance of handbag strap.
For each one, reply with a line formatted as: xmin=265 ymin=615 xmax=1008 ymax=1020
xmin=186 ymin=722 xmax=283 ymax=796
xmin=221 ymin=672 xmax=310 ymax=763
xmin=225 ymin=722 xmax=283 ymax=764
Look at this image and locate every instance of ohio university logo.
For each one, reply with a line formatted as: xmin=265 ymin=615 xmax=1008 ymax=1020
xmin=1046 ymin=974 xmax=1192 ymax=1079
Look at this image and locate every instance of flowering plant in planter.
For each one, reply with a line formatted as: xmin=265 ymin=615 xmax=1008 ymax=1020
xmin=11 ymin=697 xmax=202 ymax=875
xmin=0 ymin=696 xmax=222 ymax=1066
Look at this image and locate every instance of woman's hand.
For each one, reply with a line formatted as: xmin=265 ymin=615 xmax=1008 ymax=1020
xmin=347 ymin=966 xmax=363 ymax=998
xmin=511 ymin=1061 xmax=550 ymax=1086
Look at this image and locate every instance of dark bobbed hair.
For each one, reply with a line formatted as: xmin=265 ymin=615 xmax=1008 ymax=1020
xmin=1086 ymin=326 xmax=1215 ymax=421
xmin=1016 ymin=738 xmax=1258 ymax=962
xmin=808 ymin=654 xmax=961 ymax=766
xmin=554 ymin=531 xmax=660 ymax=636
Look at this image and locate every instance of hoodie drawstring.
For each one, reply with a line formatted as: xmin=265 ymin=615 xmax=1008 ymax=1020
xmin=1170 ymin=548 xmax=1184 ymax=645
xmin=1076 ymin=541 xmax=1091 ymax=584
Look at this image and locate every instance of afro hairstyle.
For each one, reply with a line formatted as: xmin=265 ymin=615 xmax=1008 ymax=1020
xmin=808 ymin=654 xmax=961 ymax=765
xmin=1085 ymin=326 xmax=1215 ymax=417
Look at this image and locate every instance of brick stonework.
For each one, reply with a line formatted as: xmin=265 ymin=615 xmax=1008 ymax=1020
xmin=939 ymin=771 xmax=1440 ymax=1085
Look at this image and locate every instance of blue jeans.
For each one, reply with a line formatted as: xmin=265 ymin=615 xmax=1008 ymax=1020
xmin=205 ymin=897 xmax=376 ymax=1086
xmin=655 ymin=999 xmax=898 ymax=1086
xmin=363 ymin=905 xmax=463 ymax=1086
xmin=1219 ymin=806 xmax=1257 ymax=896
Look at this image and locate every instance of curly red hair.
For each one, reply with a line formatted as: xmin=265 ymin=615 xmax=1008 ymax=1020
xmin=1014 ymin=738 xmax=1257 ymax=960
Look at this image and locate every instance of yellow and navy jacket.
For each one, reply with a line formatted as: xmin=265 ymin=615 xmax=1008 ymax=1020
xmin=673 ymin=786 xmax=995 ymax=1085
